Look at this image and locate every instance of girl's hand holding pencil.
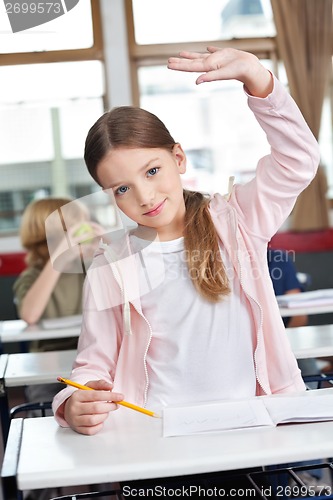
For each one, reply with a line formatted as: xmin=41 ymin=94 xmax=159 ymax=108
xmin=60 ymin=377 xmax=124 ymax=435
xmin=57 ymin=376 xmax=160 ymax=436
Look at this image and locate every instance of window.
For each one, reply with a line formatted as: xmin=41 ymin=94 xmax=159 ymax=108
xmin=0 ymin=0 xmax=105 ymax=233
xmin=131 ymin=0 xmax=275 ymax=44
xmin=0 ymin=0 xmax=103 ymax=61
xmin=0 ymin=0 xmax=94 ymax=53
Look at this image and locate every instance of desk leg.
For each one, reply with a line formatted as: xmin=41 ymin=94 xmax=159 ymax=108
xmin=1 ymin=418 xmax=24 ymax=500
xmin=0 ymin=354 xmax=10 ymax=447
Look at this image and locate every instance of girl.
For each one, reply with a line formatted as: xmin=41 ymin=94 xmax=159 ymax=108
xmin=52 ymin=47 xmax=320 ymax=436
xmin=13 ymin=197 xmax=88 ymax=344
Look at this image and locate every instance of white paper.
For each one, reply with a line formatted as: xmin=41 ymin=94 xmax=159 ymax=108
xmin=163 ymin=399 xmax=273 ymax=437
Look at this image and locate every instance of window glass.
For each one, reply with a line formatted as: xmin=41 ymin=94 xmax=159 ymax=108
xmin=132 ymin=0 xmax=275 ymax=44
xmin=0 ymin=60 xmax=104 ymax=232
xmin=0 ymin=0 xmax=93 ymax=53
xmin=59 ymin=98 xmax=104 ymax=159
xmin=0 ymin=106 xmax=54 ymax=164
xmin=0 ymin=60 xmax=104 ymax=104
xmin=0 ymin=60 xmax=104 ymax=164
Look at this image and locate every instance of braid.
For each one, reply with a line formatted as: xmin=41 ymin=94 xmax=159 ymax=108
xmin=183 ymin=190 xmax=230 ymax=302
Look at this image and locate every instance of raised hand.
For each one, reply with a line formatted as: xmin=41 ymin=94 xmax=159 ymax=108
xmin=168 ymin=47 xmax=273 ymax=98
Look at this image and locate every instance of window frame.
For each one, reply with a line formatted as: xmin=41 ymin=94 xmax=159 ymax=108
xmin=125 ymin=0 xmax=279 ymax=105
xmin=0 ymin=0 xmax=104 ymax=66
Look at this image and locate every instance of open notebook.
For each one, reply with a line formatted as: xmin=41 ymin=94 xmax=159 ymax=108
xmin=163 ymin=389 xmax=333 ymax=437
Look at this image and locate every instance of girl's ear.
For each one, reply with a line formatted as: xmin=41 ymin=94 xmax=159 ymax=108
xmin=172 ymin=143 xmax=187 ymax=174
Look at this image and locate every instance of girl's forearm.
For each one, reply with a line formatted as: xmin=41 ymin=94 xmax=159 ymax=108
xmin=20 ymin=260 xmax=61 ymax=324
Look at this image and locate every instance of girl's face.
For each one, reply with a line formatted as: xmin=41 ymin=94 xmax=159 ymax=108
xmin=97 ymin=145 xmax=187 ymax=241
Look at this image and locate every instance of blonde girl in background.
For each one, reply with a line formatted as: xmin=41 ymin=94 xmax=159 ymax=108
xmin=13 ymin=197 xmax=103 ymax=410
xmin=14 ymin=198 xmax=86 ymax=342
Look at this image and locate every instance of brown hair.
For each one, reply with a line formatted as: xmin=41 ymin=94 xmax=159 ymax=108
xmin=84 ymin=106 xmax=230 ymax=302
xmin=20 ymin=198 xmax=73 ymax=269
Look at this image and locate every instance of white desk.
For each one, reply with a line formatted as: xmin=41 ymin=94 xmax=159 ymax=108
xmin=3 ymin=388 xmax=333 ymax=494
xmin=286 ymin=323 xmax=333 ymax=359
xmin=0 ymin=349 xmax=76 ymax=446
xmin=0 ymin=322 xmax=332 ymax=446
xmin=0 ymin=317 xmax=81 ymax=344
xmin=2 ymin=349 xmax=76 ymax=387
xmin=2 ymin=325 xmax=332 ymax=387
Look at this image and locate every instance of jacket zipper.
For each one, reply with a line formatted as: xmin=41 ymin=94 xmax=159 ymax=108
xmin=229 ymin=211 xmax=267 ymax=395
xmin=104 ymin=243 xmax=153 ymax=407
xmin=128 ymin=301 xmax=153 ymax=408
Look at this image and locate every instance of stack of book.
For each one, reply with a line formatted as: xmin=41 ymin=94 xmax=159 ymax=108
xmin=276 ymin=289 xmax=333 ymax=309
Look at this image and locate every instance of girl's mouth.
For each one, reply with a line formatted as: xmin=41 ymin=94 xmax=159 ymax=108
xmin=143 ymin=200 xmax=166 ymax=217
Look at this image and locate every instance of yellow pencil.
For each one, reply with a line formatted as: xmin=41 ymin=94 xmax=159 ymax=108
xmin=57 ymin=376 xmax=160 ymax=418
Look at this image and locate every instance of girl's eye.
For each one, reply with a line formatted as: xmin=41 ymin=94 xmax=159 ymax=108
xmin=147 ymin=167 xmax=159 ymax=177
xmin=115 ymin=186 xmax=128 ymax=195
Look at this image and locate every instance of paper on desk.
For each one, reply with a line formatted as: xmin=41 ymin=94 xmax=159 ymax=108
xmin=40 ymin=315 xmax=82 ymax=329
xmin=276 ymin=289 xmax=333 ymax=308
xmin=163 ymin=391 xmax=333 ymax=437
xmin=163 ymin=399 xmax=273 ymax=437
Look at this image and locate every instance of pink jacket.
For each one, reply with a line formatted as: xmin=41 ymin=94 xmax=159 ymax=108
xmin=53 ymin=76 xmax=320 ymax=426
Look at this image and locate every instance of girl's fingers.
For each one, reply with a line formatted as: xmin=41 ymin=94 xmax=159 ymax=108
xmin=196 ymin=69 xmax=225 ymax=85
xmin=73 ymin=414 xmax=110 ymax=435
xmin=177 ymin=50 xmax=204 ymax=59
xmin=206 ymin=46 xmax=220 ymax=53
xmin=86 ymin=379 xmax=114 ymax=391
xmin=74 ymin=389 xmax=124 ymax=404
xmin=168 ymin=52 xmax=207 ymax=67
xmin=75 ymin=401 xmax=119 ymax=416
xmin=65 ymin=398 xmax=120 ymax=434
xmin=168 ymin=51 xmax=205 ymax=64
xmin=168 ymin=59 xmax=206 ymax=72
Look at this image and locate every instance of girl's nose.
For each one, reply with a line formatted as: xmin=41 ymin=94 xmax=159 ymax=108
xmin=137 ymin=185 xmax=155 ymax=206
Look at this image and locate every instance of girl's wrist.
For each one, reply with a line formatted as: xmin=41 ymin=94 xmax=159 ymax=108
xmin=243 ymin=65 xmax=273 ymax=98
